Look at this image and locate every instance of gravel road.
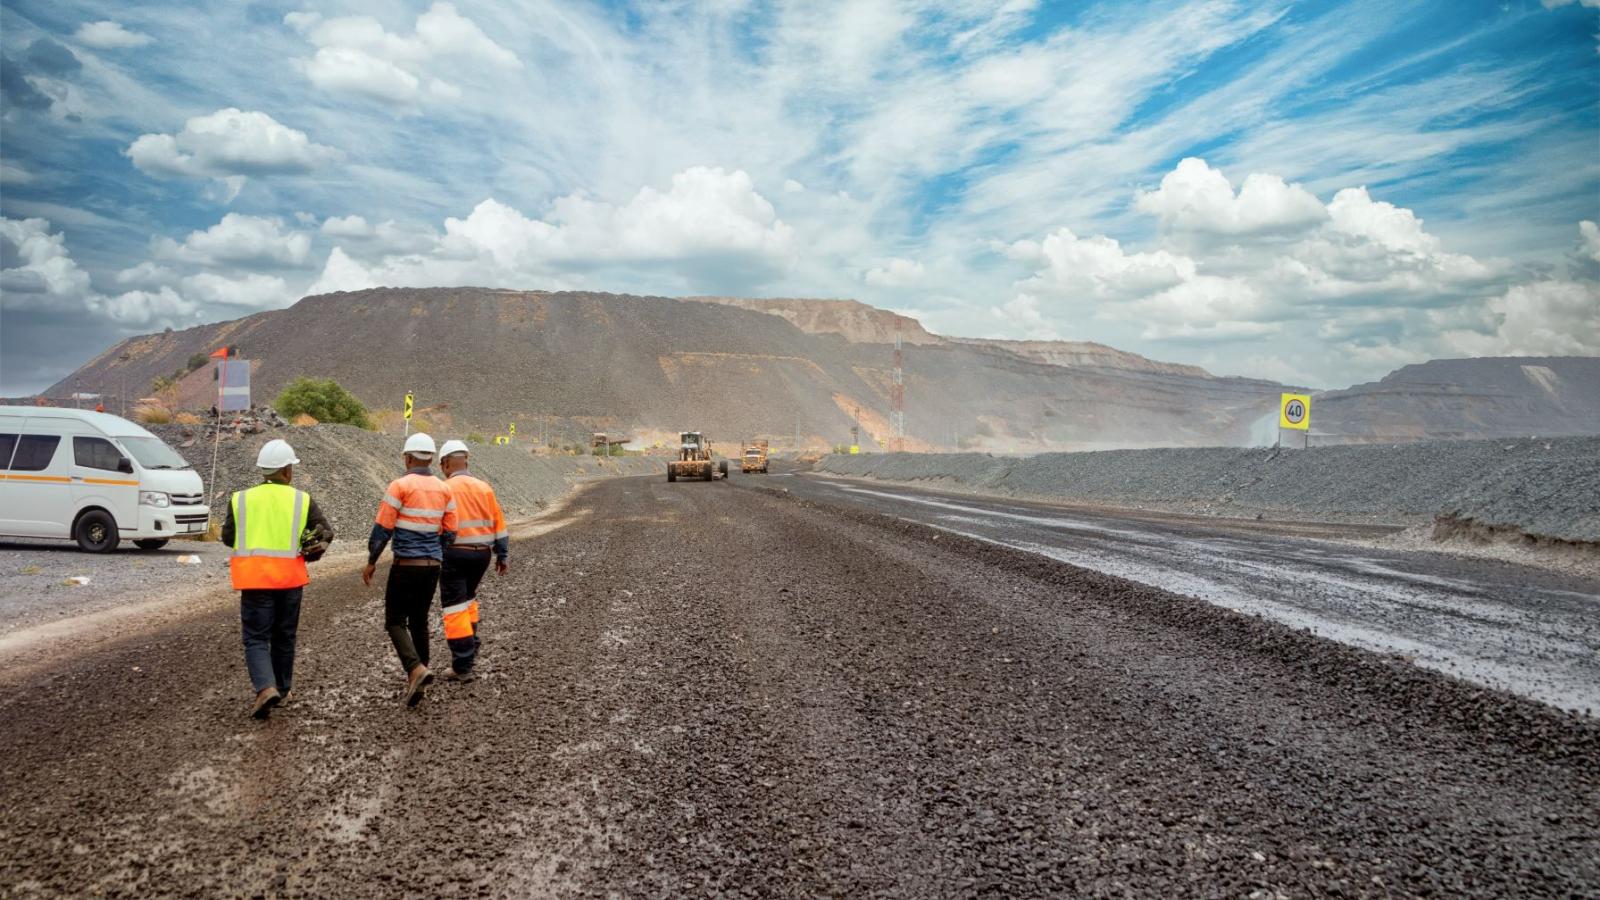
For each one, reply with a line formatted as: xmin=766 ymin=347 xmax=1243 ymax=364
xmin=776 ymin=472 xmax=1600 ymax=713
xmin=1 ymin=476 xmax=1595 ymax=897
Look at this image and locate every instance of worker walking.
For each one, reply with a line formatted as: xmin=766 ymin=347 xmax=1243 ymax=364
xmin=436 ymin=440 xmax=509 ymax=682
xmin=362 ymin=433 xmax=458 ymax=706
xmin=223 ymin=439 xmax=334 ymax=720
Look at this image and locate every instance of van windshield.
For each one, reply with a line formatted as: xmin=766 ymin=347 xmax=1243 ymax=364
xmin=118 ymin=436 xmax=191 ymax=470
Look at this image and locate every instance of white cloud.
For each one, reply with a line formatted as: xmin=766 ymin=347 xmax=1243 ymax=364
xmin=0 ymin=217 xmax=94 ymax=310
xmin=179 ymin=272 xmax=294 ymax=310
xmin=125 ymin=108 xmax=339 ymax=188
xmin=286 ymin=2 xmax=519 ymax=106
xmin=321 ymin=214 xmax=372 ymax=237
xmin=1541 ymin=0 xmax=1600 ymax=8
xmin=1005 ymin=157 xmax=1595 ymax=384
xmin=1444 ymin=280 xmax=1600 ymax=357
xmin=74 ymin=21 xmax=153 ymax=49
xmin=863 ymin=257 xmax=925 ymax=287
xmin=114 ymin=261 xmax=176 ymax=289
xmin=312 ymin=166 xmax=793 ymax=295
xmin=155 ymin=214 xmax=312 ymax=269
xmin=1580 ymin=220 xmax=1600 ymax=264
xmin=1136 ymin=157 xmax=1327 ymax=240
xmin=0 ymin=218 xmax=201 ymax=329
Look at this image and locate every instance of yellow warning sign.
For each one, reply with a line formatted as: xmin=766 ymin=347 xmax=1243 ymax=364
xmin=1279 ymin=393 xmax=1311 ymax=431
xmin=403 ymin=392 xmax=415 ymax=421
xmin=508 ymin=422 xmax=516 ymax=436
xmin=849 ymin=445 xmax=860 ymax=455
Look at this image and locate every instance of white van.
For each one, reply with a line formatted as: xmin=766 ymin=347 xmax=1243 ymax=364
xmin=0 ymin=406 xmax=210 ymax=552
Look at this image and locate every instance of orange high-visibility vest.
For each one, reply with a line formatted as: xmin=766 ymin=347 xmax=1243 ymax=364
xmin=229 ymin=482 xmax=310 ymax=590
xmin=445 ymin=472 xmax=507 ymax=549
xmin=376 ymin=472 xmax=458 ymax=539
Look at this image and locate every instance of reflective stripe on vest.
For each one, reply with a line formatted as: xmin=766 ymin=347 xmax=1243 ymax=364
xmin=446 ymin=474 xmax=505 ymax=548
xmin=229 ymin=483 xmax=310 ymax=590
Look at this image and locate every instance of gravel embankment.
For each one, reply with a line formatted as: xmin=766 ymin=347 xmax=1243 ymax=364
xmin=817 ymin=436 xmax=1600 ymax=544
xmin=149 ymin=423 xmax=659 ymax=538
xmin=1 ymin=478 xmax=1595 ymax=896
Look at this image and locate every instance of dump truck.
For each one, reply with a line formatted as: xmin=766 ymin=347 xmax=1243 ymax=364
xmin=741 ymin=439 xmax=770 ymax=474
xmin=667 ymin=431 xmax=728 ymax=482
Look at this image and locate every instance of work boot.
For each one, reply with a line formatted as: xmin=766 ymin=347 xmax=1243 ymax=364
xmin=404 ymin=665 xmax=434 ymax=707
xmin=441 ymin=667 xmax=476 ymax=684
xmin=251 ymin=687 xmax=281 ymax=720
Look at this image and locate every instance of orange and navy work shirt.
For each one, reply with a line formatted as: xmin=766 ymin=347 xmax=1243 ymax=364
xmin=368 ymin=467 xmax=458 ymax=564
xmin=445 ymin=469 xmax=509 ymax=561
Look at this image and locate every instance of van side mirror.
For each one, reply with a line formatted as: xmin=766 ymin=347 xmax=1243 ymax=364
xmin=117 ymin=457 xmax=134 ymax=474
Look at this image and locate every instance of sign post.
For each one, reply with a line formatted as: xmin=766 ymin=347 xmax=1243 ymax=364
xmin=1279 ymin=392 xmax=1311 ymax=448
xmin=403 ymin=391 xmax=414 ymax=437
xmin=508 ymin=422 xmax=516 ymax=445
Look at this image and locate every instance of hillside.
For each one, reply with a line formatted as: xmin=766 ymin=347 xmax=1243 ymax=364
xmin=48 ymin=288 xmax=1287 ymax=451
xmin=45 ymin=289 xmax=1600 ymax=450
xmin=1314 ymin=357 xmax=1600 ymax=442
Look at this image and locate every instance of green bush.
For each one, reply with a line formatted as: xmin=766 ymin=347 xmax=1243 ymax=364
xmin=466 ymin=432 xmax=486 ymax=444
xmin=275 ymin=377 xmax=371 ymax=429
xmin=185 ymin=352 xmax=209 ymax=373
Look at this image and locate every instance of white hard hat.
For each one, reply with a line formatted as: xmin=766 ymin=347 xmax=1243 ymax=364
xmin=403 ymin=432 xmax=437 ymax=458
xmin=439 ymin=439 xmax=470 ymax=458
xmin=256 ymin=438 xmax=300 ymax=470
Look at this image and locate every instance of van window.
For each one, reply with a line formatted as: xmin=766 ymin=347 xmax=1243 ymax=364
xmin=74 ymin=436 xmax=126 ymax=472
xmin=0 ymin=433 xmax=16 ymax=469
xmin=9 ymin=435 xmax=61 ymax=471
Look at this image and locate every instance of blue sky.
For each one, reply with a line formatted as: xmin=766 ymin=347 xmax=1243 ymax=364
xmin=2 ymin=0 xmax=1597 ymax=395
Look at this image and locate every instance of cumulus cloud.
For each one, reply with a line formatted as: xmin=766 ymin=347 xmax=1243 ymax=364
xmin=179 ymin=272 xmax=294 ymax=310
xmin=864 ymin=257 xmax=925 ymax=287
xmin=74 ymin=21 xmax=154 ymax=49
xmin=155 ymin=214 xmax=312 ymax=269
xmin=286 ymin=3 xmax=519 ymax=105
xmin=321 ymin=214 xmax=372 ymax=237
xmin=313 ymin=166 xmax=793 ymax=295
xmin=0 ymin=217 xmax=201 ymax=328
xmin=1136 ymin=158 xmax=1327 ymax=241
xmin=125 ymin=108 xmax=339 ymax=193
xmin=1006 ymin=158 xmax=1598 ymax=381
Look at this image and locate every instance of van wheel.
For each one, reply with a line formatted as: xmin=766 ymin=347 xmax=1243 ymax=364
xmin=75 ymin=510 xmax=121 ymax=553
xmin=134 ymin=539 xmax=170 ymax=551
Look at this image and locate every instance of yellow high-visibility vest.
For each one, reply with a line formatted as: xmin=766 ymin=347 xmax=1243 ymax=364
xmin=229 ymin=482 xmax=310 ymax=590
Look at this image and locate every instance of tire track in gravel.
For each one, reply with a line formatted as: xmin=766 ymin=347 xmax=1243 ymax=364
xmin=0 ymin=476 xmax=1595 ymax=897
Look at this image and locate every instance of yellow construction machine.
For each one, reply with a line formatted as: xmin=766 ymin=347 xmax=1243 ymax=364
xmin=667 ymin=431 xmax=727 ymax=482
xmin=741 ymin=439 xmax=770 ymax=474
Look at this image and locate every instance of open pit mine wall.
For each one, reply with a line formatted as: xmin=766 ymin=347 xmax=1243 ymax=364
xmin=816 ymin=436 xmax=1600 ymax=545
xmin=47 ymin=289 xmax=1284 ymax=451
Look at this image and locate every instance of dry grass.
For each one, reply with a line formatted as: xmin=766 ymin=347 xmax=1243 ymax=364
xmin=291 ymin=413 xmax=319 ymax=426
xmin=173 ymin=412 xmax=202 ymax=425
xmin=133 ymin=403 xmax=173 ymax=425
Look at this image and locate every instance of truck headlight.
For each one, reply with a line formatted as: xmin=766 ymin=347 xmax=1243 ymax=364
xmin=139 ymin=491 xmax=171 ymax=508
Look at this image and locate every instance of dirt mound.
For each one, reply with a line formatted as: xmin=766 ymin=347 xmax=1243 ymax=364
xmin=150 ymin=423 xmax=657 ymax=537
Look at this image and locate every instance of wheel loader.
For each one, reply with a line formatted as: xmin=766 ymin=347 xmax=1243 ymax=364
xmin=667 ymin=431 xmax=728 ymax=482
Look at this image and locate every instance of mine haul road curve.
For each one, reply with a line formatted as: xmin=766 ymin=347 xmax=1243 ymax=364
xmin=0 ymin=473 xmax=1596 ymax=897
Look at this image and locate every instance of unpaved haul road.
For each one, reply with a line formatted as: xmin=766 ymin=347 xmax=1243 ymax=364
xmin=775 ymin=472 xmax=1600 ymax=713
xmin=1 ymin=477 xmax=1596 ymax=897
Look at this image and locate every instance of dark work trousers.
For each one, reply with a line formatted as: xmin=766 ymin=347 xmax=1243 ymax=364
xmin=384 ymin=564 xmax=440 ymax=674
xmin=440 ymin=547 xmax=490 ymax=673
xmin=240 ymin=588 xmax=303 ymax=694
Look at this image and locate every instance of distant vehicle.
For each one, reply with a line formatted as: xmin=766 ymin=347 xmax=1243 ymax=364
xmin=0 ymin=406 xmax=209 ymax=552
xmin=667 ymin=431 xmax=727 ymax=482
xmin=741 ymin=439 xmax=770 ymax=474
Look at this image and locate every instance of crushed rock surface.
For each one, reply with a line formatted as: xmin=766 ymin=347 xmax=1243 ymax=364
xmin=0 ymin=477 xmax=1595 ymax=897
xmin=818 ymin=436 xmax=1600 ymax=544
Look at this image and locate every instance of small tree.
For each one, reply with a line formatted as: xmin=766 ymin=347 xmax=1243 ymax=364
xmin=275 ymin=377 xmax=371 ymax=429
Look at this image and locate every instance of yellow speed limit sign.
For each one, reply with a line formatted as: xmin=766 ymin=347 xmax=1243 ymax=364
xmin=1279 ymin=393 xmax=1311 ymax=431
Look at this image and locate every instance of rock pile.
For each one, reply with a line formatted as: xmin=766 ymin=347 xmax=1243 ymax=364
xmin=818 ymin=436 xmax=1600 ymax=544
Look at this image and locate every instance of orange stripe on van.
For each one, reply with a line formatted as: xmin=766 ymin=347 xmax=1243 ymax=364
xmin=82 ymin=478 xmax=139 ymax=486
xmin=0 ymin=474 xmax=71 ymax=483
